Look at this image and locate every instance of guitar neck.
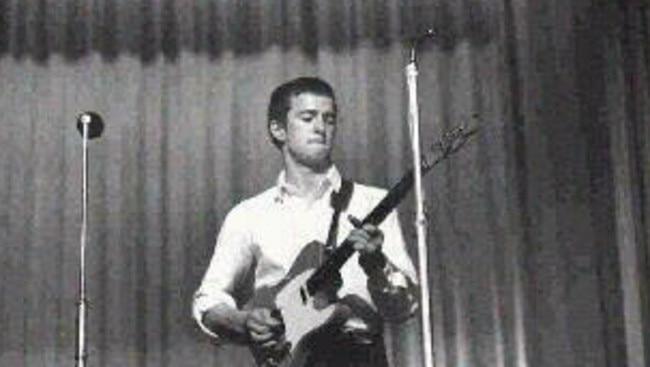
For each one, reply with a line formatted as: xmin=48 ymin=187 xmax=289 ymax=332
xmin=306 ymin=170 xmax=415 ymax=295
xmin=305 ymin=123 xmax=477 ymax=296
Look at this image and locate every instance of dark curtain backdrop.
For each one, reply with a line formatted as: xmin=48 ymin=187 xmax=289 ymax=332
xmin=1 ymin=0 xmax=648 ymax=366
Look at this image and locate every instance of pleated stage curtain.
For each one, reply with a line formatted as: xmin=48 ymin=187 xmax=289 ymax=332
xmin=0 ymin=0 xmax=648 ymax=366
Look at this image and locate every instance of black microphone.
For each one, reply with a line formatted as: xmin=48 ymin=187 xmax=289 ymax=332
xmin=412 ymin=29 xmax=435 ymax=44
xmin=76 ymin=112 xmax=104 ymax=139
xmin=409 ymin=29 xmax=436 ymax=64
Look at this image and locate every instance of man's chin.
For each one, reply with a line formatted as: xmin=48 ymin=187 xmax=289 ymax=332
xmin=300 ymin=153 xmax=332 ymax=172
xmin=287 ymin=146 xmax=333 ymax=171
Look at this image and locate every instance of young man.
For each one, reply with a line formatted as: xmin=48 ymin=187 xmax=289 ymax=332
xmin=193 ymin=77 xmax=418 ymax=366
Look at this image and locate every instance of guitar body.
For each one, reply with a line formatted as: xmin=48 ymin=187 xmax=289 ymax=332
xmin=246 ymin=241 xmax=345 ymax=367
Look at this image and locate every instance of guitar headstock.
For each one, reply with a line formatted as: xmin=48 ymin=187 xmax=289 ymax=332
xmin=422 ymin=121 xmax=480 ymax=172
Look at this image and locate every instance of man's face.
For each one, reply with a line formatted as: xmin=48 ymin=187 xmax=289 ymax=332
xmin=274 ymin=92 xmax=337 ymax=169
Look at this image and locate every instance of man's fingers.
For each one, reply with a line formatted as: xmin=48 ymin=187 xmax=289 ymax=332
xmin=348 ymin=229 xmax=370 ymax=243
xmin=247 ymin=318 xmax=271 ymax=333
xmin=363 ymin=224 xmax=383 ymax=237
xmin=260 ymin=338 xmax=280 ymax=349
xmin=249 ymin=329 xmax=276 ymax=343
xmin=347 ymin=216 xmax=382 ymax=240
xmin=246 ymin=308 xmax=285 ymax=344
xmin=354 ymin=241 xmax=381 ymax=253
xmin=248 ymin=309 xmax=282 ymax=325
xmin=348 ymin=215 xmax=363 ymax=228
xmin=347 ymin=215 xmax=378 ymax=231
xmin=349 ymin=227 xmax=383 ymax=252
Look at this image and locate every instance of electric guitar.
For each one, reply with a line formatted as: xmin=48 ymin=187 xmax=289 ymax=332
xmin=245 ymin=124 xmax=478 ymax=367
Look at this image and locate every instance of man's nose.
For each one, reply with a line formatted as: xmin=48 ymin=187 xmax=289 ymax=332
xmin=313 ymin=115 xmax=326 ymax=133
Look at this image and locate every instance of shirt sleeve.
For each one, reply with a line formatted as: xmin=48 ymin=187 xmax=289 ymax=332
xmin=370 ymin=209 xmax=419 ymax=321
xmin=192 ymin=206 xmax=256 ymax=340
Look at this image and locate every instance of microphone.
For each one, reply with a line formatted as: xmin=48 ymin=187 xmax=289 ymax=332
xmin=76 ymin=112 xmax=104 ymax=139
xmin=409 ymin=29 xmax=435 ymax=64
xmin=411 ymin=29 xmax=435 ymax=44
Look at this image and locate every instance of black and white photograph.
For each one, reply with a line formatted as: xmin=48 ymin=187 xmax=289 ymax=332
xmin=0 ymin=1 xmax=648 ymax=366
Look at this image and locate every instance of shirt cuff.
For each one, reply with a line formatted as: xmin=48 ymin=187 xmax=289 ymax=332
xmin=192 ymin=291 xmax=238 ymax=341
xmin=366 ymin=262 xmax=418 ymax=321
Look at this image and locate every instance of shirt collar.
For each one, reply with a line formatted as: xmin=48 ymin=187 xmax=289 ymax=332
xmin=275 ymin=165 xmax=342 ymax=202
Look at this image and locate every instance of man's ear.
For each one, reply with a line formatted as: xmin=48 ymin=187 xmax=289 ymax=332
xmin=269 ymin=119 xmax=286 ymax=143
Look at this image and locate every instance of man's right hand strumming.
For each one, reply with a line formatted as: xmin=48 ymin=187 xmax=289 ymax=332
xmin=245 ymin=308 xmax=285 ymax=347
xmin=244 ymin=308 xmax=289 ymax=366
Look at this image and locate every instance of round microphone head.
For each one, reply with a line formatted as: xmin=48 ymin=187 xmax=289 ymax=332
xmin=76 ymin=111 xmax=104 ymax=139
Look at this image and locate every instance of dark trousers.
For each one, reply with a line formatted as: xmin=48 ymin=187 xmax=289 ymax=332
xmin=300 ymin=328 xmax=389 ymax=367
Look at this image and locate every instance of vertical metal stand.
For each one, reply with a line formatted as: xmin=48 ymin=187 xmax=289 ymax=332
xmin=75 ymin=112 xmax=103 ymax=367
xmin=76 ymin=119 xmax=90 ymax=367
xmin=406 ymin=32 xmax=436 ymax=367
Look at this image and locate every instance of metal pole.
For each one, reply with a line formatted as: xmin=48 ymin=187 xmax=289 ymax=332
xmin=406 ymin=35 xmax=436 ymax=367
xmin=76 ymin=116 xmax=91 ymax=367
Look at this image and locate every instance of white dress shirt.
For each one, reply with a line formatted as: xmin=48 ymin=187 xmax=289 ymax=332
xmin=193 ymin=166 xmax=418 ymax=340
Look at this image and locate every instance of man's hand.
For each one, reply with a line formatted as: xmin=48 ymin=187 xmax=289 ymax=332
xmin=245 ymin=308 xmax=286 ymax=351
xmin=347 ymin=215 xmax=384 ymax=255
xmin=347 ymin=216 xmax=388 ymax=276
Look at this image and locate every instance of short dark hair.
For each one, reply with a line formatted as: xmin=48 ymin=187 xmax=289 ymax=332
xmin=267 ymin=77 xmax=336 ymax=148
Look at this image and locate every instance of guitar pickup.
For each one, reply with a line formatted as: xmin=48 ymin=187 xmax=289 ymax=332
xmin=300 ymin=286 xmax=308 ymax=305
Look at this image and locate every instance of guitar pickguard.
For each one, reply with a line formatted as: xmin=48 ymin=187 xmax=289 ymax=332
xmin=246 ymin=241 xmax=344 ymax=367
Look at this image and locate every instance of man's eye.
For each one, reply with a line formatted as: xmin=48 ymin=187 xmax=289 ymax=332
xmin=324 ymin=115 xmax=336 ymax=125
xmin=300 ymin=114 xmax=314 ymax=122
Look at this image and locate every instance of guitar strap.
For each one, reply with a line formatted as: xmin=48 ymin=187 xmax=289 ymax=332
xmin=324 ymin=179 xmax=354 ymax=257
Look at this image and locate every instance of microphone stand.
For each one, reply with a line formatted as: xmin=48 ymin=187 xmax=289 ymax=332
xmin=406 ymin=30 xmax=435 ymax=367
xmin=75 ymin=112 xmax=103 ymax=367
xmin=76 ymin=118 xmax=90 ymax=367
xmin=75 ymin=117 xmax=90 ymax=367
